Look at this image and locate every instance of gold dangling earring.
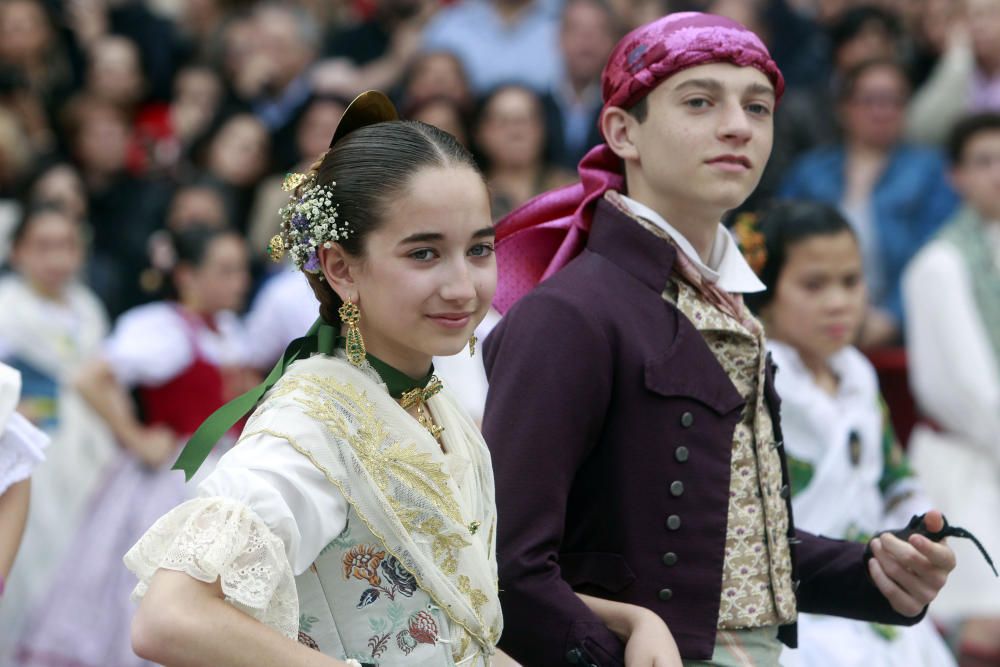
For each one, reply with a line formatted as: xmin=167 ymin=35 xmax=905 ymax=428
xmin=338 ymin=298 xmax=365 ymax=367
xmin=468 ymin=335 xmax=477 ymax=358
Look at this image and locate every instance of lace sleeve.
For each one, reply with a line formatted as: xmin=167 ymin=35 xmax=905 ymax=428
xmin=123 ymin=496 xmax=299 ymax=639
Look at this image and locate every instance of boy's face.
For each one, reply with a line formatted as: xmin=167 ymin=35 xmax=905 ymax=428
xmin=952 ymin=129 xmax=1000 ymax=222
xmin=625 ymin=63 xmax=775 ymax=219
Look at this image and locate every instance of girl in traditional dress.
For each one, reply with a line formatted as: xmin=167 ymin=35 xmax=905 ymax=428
xmin=16 ymin=224 xmax=252 ymax=667
xmin=0 ymin=363 xmax=47 ymax=605
xmin=743 ymin=200 xmax=955 ymax=667
xmin=0 ymin=203 xmax=110 ymax=661
xmin=123 ymin=92 xmax=504 ymax=666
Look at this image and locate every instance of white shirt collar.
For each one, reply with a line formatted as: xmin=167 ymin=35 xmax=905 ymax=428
xmin=619 ymin=195 xmax=766 ymax=293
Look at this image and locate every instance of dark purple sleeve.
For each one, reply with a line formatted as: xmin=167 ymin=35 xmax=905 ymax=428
xmin=794 ymin=529 xmax=926 ymax=624
xmin=482 ymin=292 xmax=626 ymax=666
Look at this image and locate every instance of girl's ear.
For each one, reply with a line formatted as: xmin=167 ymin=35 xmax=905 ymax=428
xmin=319 ymin=243 xmax=357 ymax=303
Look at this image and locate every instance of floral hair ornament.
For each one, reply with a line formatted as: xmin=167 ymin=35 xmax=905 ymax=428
xmin=267 ymin=91 xmax=399 ymax=272
xmin=732 ymin=211 xmax=767 ymax=275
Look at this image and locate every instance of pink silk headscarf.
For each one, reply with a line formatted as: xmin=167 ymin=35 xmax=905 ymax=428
xmin=492 ymin=12 xmax=784 ymax=314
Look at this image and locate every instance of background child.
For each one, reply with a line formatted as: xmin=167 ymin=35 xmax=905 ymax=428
xmin=745 ymin=200 xmax=955 ymax=667
xmin=0 ymin=203 xmax=110 ymax=661
xmin=15 ymin=224 xmax=253 ymax=667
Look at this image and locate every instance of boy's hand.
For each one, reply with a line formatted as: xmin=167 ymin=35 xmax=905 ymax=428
xmin=868 ymin=510 xmax=957 ymax=617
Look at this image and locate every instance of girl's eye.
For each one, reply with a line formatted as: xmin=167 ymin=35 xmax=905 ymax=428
xmin=685 ymin=97 xmax=710 ymax=109
xmin=468 ymin=243 xmax=495 ymax=258
xmin=409 ymin=248 xmax=437 ymax=262
xmin=746 ymin=103 xmax=772 ymax=116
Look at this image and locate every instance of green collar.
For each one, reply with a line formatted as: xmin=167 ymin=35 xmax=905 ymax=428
xmin=172 ymin=318 xmax=436 ymax=480
xmin=334 ymin=336 xmax=435 ymax=399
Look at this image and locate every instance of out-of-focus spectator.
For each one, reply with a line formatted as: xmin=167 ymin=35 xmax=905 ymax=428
xmin=27 ymin=162 xmax=88 ymax=224
xmin=241 ymin=3 xmax=320 ymax=170
xmin=904 ymin=112 xmax=1000 ymax=663
xmin=400 ymin=49 xmax=472 ymax=111
xmin=907 ymin=0 xmax=1000 ymax=147
xmin=84 ymin=34 xmax=146 ymax=112
xmin=130 ymin=62 xmax=224 ymax=178
xmin=199 ymin=112 xmax=270 ymax=234
xmin=760 ymin=5 xmax=906 ymax=206
xmin=0 ymin=204 xmax=110 ymax=662
xmin=16 ymin=224 xmax=253 ymax=667
xmin=0 ymin=0 xmax=71 ymax=154
xmin=248 ymin=94 xmax=346 ymax=262
xmin=780 ymin=58 xmax=958 ymax=346
xmin=325 ymin=0 xmax=429 ymax=66
xmin=62 ymin=94 xmax=171 ymax=317
xmin=474 ymin=83 xmax=574 ymax=219
xmin=406 ymin=95 xmax=470 ymax=146
xmin=541 ymin=0 xmax=617 ymax=170
xmin=0 ymin=107 xmax=32 ymax=255
xmin=423 ymin=0 xmax=561 ymax=94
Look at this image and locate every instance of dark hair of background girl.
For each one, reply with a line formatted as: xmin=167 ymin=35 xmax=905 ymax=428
xmin=162 ymin=224 xmax=241 ymax=301
xmin=9 ymin=201 xmax=78 ymax=248
xmin=743 ymin=199 xmax=857 ymax=314
xmin=301 ymin=119 xmax=482 ymax=326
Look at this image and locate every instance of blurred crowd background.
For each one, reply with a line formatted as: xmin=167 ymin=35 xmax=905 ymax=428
xmin=0 ymin=0 xmax=999 ymax=665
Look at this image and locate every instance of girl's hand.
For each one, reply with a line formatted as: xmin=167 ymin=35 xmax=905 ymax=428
xmin=131 ymin=426 xmax=176 ymax=469
xmin=623 ymin=609 xmax=683 ymax=667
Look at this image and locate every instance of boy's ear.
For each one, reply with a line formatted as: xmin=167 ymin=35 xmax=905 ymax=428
xmin=319 ymin=243 xmax=357 ymax=303
xmin=602 ymin=106 xmax=641 ymax=162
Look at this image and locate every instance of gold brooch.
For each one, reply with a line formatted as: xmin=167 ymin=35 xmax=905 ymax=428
xmin=266 ymin=234 xmax=285 ymax=262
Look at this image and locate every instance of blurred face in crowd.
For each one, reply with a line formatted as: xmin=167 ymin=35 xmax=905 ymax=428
xmin=952 ymin=128 xmax=1000 ymax=221
xmin=254 ymin=6 xmax=316 ymax=92
xmin=706 ymin=0 xmax=769 ymax=43
xmin=609 ymin=63 xmax=775 ymax=222
xmin=968 ymin=0 xmax=1000 ymax=70
xmin=176 ymin=233 xmax=249 ymax=314
xmin=839 ymin=63 xmax=908 ymax=150
xmin=206 ymin=114 xmax=269 ymax=187
xmin=296 ymin=98 xmax=346 ymax=164
xmin=405 ymin=52 xmax=470 ymax=108
xmin=171 ymin=66 xmax=223 ymax=142
xmin=476 ymin=86 xmax=546 ymax=170
xmin=0 ymin=0 xmax=51 ymax=65
xmin=72 ymin=103 xmax=130 ymax=178
xmin=167 ymin=186 xmax=228 ymax=231
xmin=762 ymin=230 xmax=867 ymax=365
xmin=31 ymin=164 xmax=88 ymax=222
xmin=326 ymin=165 xmax=495 ymax=375
xmin=11 ymin=210 xmax=84 ymax=298
xmin=87 ymin=36 xmax=145 ymax=108
xmin=560 ymin=0 xmax=617 ymax=88
xmin=410 ymin=98 xmax=468 ymax=147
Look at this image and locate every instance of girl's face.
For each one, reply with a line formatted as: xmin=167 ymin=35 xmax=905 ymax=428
xmin=11 ymin=211 xmax=84 ymax=298
xmin=334 ymin=165 xmax=495 ymax=376
xmin=179 ymin=234 xmax=249 ymax=314
xmin=763 ymin=230 xmax=866 ymax=363
xmin=32 ymin=165 xmax=87 ymax=221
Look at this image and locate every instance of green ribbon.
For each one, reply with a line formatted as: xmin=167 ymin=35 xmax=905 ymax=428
xmin=172 ymin=317 xmax=436 ymax=481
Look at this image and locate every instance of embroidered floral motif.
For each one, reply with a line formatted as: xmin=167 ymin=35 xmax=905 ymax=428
xmin=409 ymin=609 xmax=439 ymax=643
xmin=381 ymin=555 xmax=418 ymax=597
xmin=368 ymin=632 xmax=390 ymax=658
xmin=343 ymin=544 xmax=386 ymax=586
xmin=297 ymin=631 xmax=320 ymax=651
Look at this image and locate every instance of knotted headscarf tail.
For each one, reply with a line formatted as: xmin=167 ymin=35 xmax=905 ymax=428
xmin=492 ymin=11 xmax=784 ymax=314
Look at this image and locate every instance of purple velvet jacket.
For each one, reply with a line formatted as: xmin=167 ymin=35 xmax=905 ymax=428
xmin=482 ymin=200 xmax=921 ymax=666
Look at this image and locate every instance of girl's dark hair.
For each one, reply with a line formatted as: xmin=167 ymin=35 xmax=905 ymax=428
xmin=305 ymin=119 xmax=481 ymax=325
xmin=743 ymin=200 xmax=856 ymax=314
xmin=162 ymin=224 xmax=241 ymax=300
xmin=10 ymin=201 xmax=78 ymax=247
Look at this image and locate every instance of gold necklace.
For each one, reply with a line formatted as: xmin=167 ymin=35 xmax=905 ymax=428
xmin=399 ymin=376 xmax=445 ymax=440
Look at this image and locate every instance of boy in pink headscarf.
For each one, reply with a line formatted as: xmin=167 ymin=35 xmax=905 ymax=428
xmin=482 ymin=11 xmax=957 ymax=666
